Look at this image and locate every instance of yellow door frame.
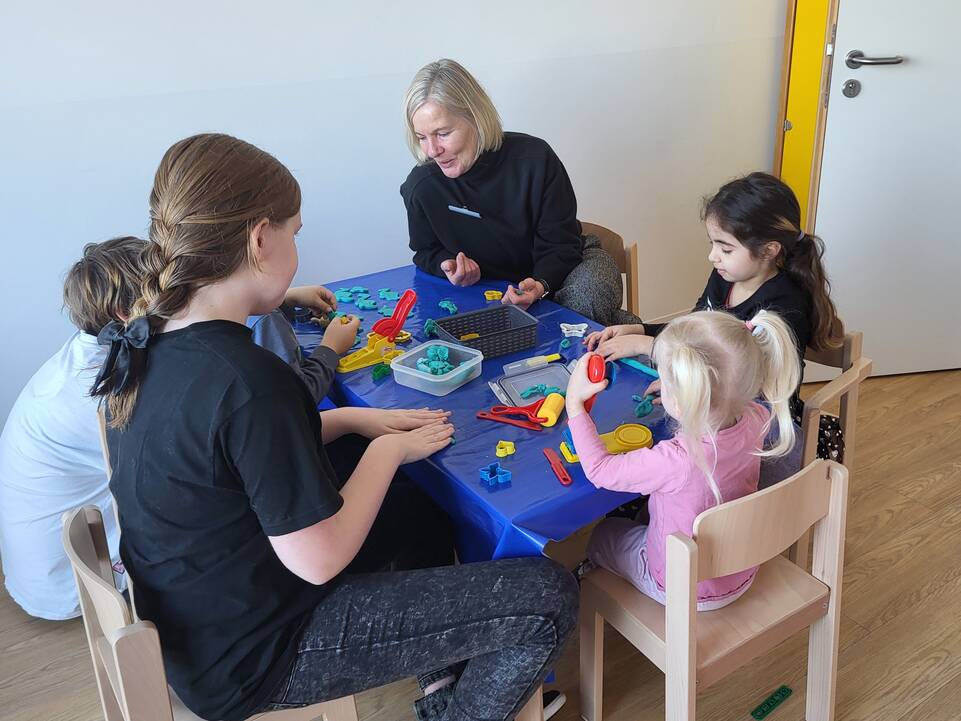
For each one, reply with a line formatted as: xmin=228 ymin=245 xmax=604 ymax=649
xmin=774 ymin=0 xmax=842 ymax=231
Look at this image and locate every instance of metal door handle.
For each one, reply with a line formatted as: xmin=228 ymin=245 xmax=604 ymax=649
xmin=845 ymin=49 xmax=904 ymax=69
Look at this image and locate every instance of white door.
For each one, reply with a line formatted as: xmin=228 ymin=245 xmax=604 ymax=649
xmin=815 ymin=0 xmax=961 ymax=375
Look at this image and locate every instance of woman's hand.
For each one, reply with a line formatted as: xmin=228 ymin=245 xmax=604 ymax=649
xmin=377 ymin=420 xmax=455 ymax=464
xmin=501 ymin=278 xmax=545 ymax=311
xmin=440 ymin=252 xmax=481 ymax=287
xmin=285 ymin=285 xmax=337 ymax=315
xmin=584 ymin=323 xmax=646 ymax=351
xmin=353 ymin=408 xmax=452 ymax=439
xmin=594 ymin=334 xmax=654 ymax=362
xmin=320 ymin=315 xmax=361 ymax=355
xmin=565 ymin=354 xmax=608 ymax=418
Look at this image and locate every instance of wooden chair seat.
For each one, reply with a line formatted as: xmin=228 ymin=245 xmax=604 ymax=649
xmin=582 ymin=555 xmax=829 ymax=690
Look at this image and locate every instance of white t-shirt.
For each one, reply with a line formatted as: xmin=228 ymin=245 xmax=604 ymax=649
xmin=0 ymin=332 xmax=123 ymax=620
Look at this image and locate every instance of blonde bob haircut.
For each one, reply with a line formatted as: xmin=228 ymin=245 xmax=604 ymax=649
xmin=404 ymin=58 xmax=504 ymax=165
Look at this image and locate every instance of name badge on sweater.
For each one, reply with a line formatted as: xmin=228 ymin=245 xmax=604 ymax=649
xmin=448 ymin=204 xmax=482 ymax=219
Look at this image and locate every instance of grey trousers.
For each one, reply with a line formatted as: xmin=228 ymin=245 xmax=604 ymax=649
xmin=553 ymin=234 xmax=641 ymax=326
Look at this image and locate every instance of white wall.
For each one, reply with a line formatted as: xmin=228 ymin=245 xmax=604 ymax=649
xmin=0 ymin=0 xmax=786 ymax=422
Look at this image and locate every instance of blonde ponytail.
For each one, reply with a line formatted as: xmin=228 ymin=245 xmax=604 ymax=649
xmin=654 ymin=331 xmax=724 ymax=504
xmin=746 ymin=310 xmax=800 ymax=458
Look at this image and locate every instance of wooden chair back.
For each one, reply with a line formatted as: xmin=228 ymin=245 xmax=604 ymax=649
xmin=691 ymin=458 xmax=836 ymax=580
xmin=62 ymin=505 xmax=173 ymax=721
xmin=580 ymin=221 xmax=639 ymax=316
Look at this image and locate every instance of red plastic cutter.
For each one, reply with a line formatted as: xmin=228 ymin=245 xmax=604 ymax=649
xmin=372 ymin=289 xmax=416 ymax=342
xmin=543 ymin=447 xmax=572 ymax=486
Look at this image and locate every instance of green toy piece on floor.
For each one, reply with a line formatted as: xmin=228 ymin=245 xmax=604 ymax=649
xmin=751 ymin=686 xmax=792 ymax=720
xmin=371 ymin=363 xmax=392 ymax=381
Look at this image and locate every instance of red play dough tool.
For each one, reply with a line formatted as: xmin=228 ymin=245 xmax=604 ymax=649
xmin=543 ymin=447 xmax=572 ymax=486
xmin=583 ymin=353 xmax=607 ymax=413
xmin=372 ymin=289 xmax=416 ymax=341
xmin=476 ymin=411 xmax=544 ymax=431
xmin=487 ymin=398 xmax=548 ymax=424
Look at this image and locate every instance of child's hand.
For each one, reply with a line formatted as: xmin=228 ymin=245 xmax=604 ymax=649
xmin=595 ymin=334 xmax=654 ymax=361
xmin=354 ymin=408 xmax=452 ymax=438
xmin=643 ymin=379 xmax=662 ymax=405
xmin=565 ymin=354 xmax=608 ymax=417
xmin=378 ymin=420 xmax=455 ymax=464
xmin=584 ymin=323 xmax=645 ymax=351
xmin=321 ymin=315 xmax=360 ymax=355
xmin=285 ymin=285 xmax=337 ymax=315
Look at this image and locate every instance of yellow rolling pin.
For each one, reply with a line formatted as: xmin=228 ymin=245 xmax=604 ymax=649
xmin=539 ymin=392 xmax=566 ymax=427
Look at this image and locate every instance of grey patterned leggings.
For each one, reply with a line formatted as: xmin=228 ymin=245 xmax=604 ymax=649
xmin=554 ymin=234 xmax=641 ymax=326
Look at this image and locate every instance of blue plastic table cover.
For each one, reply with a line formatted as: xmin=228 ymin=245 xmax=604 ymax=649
xmin=293 ymin=265 xmax=670 ymax=563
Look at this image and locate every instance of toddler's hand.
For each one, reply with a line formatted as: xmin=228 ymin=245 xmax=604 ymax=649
xmin=379 ymin=421 xmax=455 ymax=464
xmin=285 ymin=285 xmax=337 ymax=315
xmin=321 ymin=315 xmax=360 ymax=355
xmin=565 ymin=354 xmax=608 ymax=416
xmin=643 ymin=379 xmax=662 ymax=405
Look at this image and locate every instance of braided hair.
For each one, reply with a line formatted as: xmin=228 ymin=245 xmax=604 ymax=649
xmin=93 ymin=133 xmax=301 ymax=428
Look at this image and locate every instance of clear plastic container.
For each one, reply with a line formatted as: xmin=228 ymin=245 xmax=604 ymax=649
xmin=390 ymin=341 xmax=484 ymax=396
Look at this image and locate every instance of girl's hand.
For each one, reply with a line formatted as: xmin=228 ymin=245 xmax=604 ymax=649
xmin=595 ymin=334 xmax=654 ymax=361
xmin=355 ymin=408 xmax=452 ymax=439
xmin=501 ymin=278 xmax=545 ymax=311
xmin=584 ymin=323 xmax=645 ymax=351
xmin=440 ymin=252 xmax=481 ymax=287
xmin=321 ymin=315 xmax=361 ymax=355
xmin=285 ymin=285 xmax=337 ymax=315
xmin=565 ymin=354 xmax=608 ymax=417
xmin=378 ymin=420 xmax=455 ymax=464
xmin=643 ymin=379 xmax=662 ymax=405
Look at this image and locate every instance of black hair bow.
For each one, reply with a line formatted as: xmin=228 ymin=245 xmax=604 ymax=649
xmin=91 ymin=317 xmax=151 ymax=397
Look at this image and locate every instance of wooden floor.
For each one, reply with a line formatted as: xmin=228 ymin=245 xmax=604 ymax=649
xmin=2 ymin=370 xmax=959 ymax=721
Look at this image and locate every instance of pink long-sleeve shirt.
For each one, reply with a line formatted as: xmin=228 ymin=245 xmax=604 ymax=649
xmin=568 ymin=402 xmax=769 ymax=602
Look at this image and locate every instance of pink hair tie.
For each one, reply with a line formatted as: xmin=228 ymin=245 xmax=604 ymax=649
xmin=744 ymin=320 xmax=755 ymax=332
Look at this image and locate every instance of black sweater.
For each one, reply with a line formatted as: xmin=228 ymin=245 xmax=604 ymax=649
xmin=646 ymin=270 xmax=813 ymax=358
xmin=400 ymin=132 xmax=583 ymax=292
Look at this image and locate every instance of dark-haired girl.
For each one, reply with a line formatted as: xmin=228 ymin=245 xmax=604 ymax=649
xmin=585 ymin=172 xmax=845 ymax=460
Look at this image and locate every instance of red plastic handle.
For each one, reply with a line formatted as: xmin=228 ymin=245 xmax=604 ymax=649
xmin=543 ymin=448 xmax=573 ymax=486
xmin=584 ymin=353 xmax=607 ymax=413
xmin=372 ymin=289 xmax=417 ymax=341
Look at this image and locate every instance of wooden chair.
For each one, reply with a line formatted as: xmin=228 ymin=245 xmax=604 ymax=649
xmin=790 ymin=332 xmax=872 ymax=567
xmin=62 ymin=505 xmax=359 ymax=721
xmin=580 ymin=221 xmax=639 ymax=317
xmin=580 ymin=459 xmax=848 ymax=721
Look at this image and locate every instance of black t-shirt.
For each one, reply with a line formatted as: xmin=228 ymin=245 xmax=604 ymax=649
xmin=107 ymin=321 xmax=343 ymax=721
xmin=400 ymin=131 xmax=584 ymax=292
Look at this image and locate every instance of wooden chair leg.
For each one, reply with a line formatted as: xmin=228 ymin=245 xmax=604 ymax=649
xmin=579 ymin=604 xmax=604 ymax=721
xmin=515 ymin=684 xmax=544 ymax=721
xmin=805 ymin=600 xmax=841 ymax=721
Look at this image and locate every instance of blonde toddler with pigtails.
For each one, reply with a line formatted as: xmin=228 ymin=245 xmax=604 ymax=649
xmin=566 ymin=308 xmax=800 ymax=610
